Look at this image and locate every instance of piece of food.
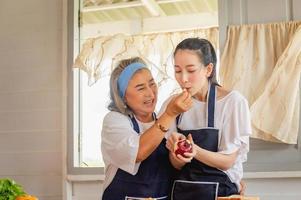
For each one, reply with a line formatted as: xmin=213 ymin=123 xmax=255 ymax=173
xmin=217 ymin=195 xmax=260 ymax=200
xmin=217 ymin=197 xmax=241 ymax=200
xmin=16 ymin=194 xmax=38 ymax=200
xmin=174 ymin=139 xmax=192 ymax=157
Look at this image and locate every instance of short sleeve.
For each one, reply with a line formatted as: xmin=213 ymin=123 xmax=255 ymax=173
xmin=219 ymin=93 xmax=252 ymax=162
xmin=101 ymin=111 xmax=141 ymax=175
xmin=158 ymin=96 xmax=177 ymax=139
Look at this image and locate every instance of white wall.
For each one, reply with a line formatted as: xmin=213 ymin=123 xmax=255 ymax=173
xmin=0 ymin=0 xmax=63 ymax=199
xmin=217 ymin=0 xmax=301 ymax=199
xmin=72 ymin=181 xmax=102 ymax=200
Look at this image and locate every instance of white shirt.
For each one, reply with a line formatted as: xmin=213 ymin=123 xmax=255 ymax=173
xmin=101 ymin=111 xmax=154 ymax=194
xmin=159 ymin=90 xmax=252 ymax=190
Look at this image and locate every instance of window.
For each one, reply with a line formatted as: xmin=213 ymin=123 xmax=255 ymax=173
xmin=68 ymin=0 xmax=219 ymax=171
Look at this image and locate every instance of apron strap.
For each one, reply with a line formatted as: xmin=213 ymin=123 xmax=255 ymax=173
xmin=130 ymin=115 xmax=140 ymax=133
xmin=207 ymin=83 xmax=216 ymax=128
xmin=152 ymin=112 xmax=157 ymax=120
xmin=176 ymin=114 xmax=182 ymax=126
xmin=129 ymin=113 xmax=157 ymax=133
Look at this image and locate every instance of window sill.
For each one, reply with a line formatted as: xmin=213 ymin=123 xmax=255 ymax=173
xmin=244 ymin=171 xmax=301 ymax=179
xmin=67 ymin=174 xmax=105 ymax=182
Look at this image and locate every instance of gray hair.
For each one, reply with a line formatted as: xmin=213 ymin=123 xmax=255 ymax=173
xmin=108 ymin=57 xmax=148 ymax=115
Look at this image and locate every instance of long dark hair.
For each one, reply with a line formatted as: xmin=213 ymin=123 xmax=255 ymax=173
xmin=174 ymin=38 xmax=219 ymax=85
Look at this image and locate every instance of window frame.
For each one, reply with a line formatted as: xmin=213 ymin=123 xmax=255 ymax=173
xmin=67 ymin=0 xmax=104 ymax=174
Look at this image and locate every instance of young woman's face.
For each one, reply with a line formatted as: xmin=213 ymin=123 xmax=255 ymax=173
xmin=174 ymin=49 xmax=209 ymax=96
xmin=124 ymin=69 xmax=157 ymax=119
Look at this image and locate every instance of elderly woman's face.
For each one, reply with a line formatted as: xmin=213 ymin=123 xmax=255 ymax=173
xmin=124 ymin=69 xmax=157 ymax=119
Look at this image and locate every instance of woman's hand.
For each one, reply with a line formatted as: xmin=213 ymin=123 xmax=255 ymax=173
xmin=166 ymin=132 xmax=186 ymax=152
xmin=182 ymin=134 xmax=197 ymax=159
xmin=169 ymin=151 xmax=192 ymax=168
xmin=239 ymin=180 xmax=246 ymax=195
xmin=166 ymin=133 xmax=196 ymax=164
xmin=165 ymin=89 xmax=193 ymax=118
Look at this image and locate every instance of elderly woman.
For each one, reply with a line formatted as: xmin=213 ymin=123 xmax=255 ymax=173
xmin=101 ymin=57 xmax=192 ymax=200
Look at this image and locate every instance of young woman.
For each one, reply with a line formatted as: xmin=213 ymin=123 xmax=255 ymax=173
xmin=101 ymin=57 xmax=192 ymax=200
xmin=161 ymin=38 xmax=252 ymax=199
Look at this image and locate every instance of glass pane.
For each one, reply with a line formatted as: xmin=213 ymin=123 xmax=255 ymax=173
xmin=80 ymin=71 xmax=109 ymax=167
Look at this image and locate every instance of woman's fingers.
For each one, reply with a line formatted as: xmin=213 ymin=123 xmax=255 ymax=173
xmin=166 ymin=141 xmax=172 ymax=151
xmin=187 ymin=134 xmax=197 ymax=157
xmin=239 ymin=180 xmax=246 ymax=195
xmin=180 ymin=90 xmax=193 ymax=110
xmin=182 ymin=134 xmax=195 ymax=159
xmin=187 ymin=134 xmax=194 ymax=144
xmin=182 ymin=89 xmax=191 ymax=101
xmin=167 ymin=133 xmax=177 ymax=151
xmin=179 ymin=133 xmax=187 ymax=140
xmin=175 ymin=90 xmax=189 ymax=103
xmin=183 ymin=152 xmax=194 ymax=158
xmin=165 ymin=91 xmax=191 ymax=116
xmin=167 ymin=132 xmax=187 ymax=152
xmin=171 ymin=132 xmax=185 ymax=142
xmin=176 ymin=154 xmax=193 ymax=163
xmin=168 ymin=133 xmax=195 ymax=163
xmin=181 ymin=89 xmax=189 ymax=99
xmin=170 ymin=133 xmax=178 ymax=142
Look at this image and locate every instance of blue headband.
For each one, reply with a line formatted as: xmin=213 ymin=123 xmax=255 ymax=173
xmin=117 ymin=62 xmax=147 ymax=99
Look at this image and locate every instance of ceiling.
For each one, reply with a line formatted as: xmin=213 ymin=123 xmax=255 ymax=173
xmin=81 ymin=0 xmax=218 ymax=24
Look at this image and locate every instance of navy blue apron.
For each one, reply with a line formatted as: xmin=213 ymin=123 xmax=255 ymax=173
xmin=102 ymin=113 xmax=173 ymax=200
xmin=171 ymin=84 xmax=238 ymax=200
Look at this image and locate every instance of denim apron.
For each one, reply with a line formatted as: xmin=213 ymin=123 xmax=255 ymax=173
xmin=171 ymin=84 xmax=238 ymax=200
xmin=102 ymin=114 xmax=173 ymax=200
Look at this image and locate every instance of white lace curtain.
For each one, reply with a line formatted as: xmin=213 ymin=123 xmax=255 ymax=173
xmin=74 ymin=28 xmax=218 ymax=85
xmin=220 ymin=21 xmax=301 ymax=144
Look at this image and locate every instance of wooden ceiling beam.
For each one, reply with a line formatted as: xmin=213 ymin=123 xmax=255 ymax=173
xmin=203 ymin=0 xmax=215 ymax=12
xmin=82 ymin=0 xmax=188 ymax=13
xmin=141 ymin=0 xmax=166 ymax=17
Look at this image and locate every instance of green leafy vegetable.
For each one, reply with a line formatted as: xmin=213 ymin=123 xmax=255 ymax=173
xmin=0 ymin=179 xmax=25 ymax=200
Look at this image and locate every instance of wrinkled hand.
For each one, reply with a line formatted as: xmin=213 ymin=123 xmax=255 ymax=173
xmin=165 ymin=89 xmax=193 ymax=118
